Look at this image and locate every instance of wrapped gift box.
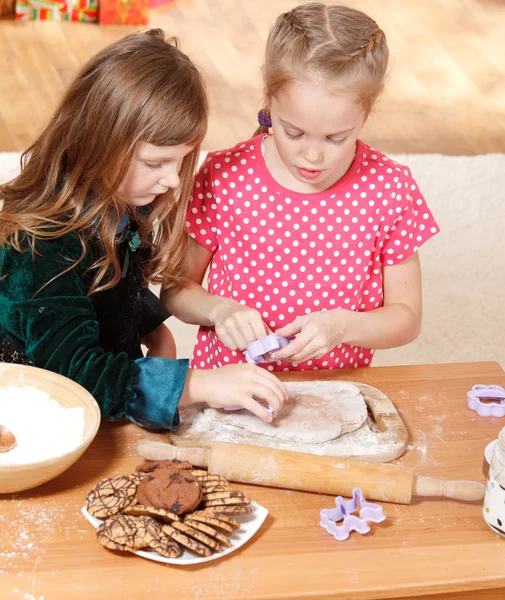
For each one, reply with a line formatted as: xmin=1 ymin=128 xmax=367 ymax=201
xmin=0 ymin=0 xmax=15 ymax=15
xmin=15 ymin=0 xmax=98 ymax=21
xmin=99 ymin=0 xmax=148 ymax=25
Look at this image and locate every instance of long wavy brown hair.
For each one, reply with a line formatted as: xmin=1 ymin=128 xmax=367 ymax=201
xmin=0 ymin=29 xmax=208 ymax=295
xmin=254 ymin=3 xmax=389 ymax=136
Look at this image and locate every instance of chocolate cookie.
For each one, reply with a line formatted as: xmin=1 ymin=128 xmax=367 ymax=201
xmin=136 ymin=459 xmax=193 ymax=475
xmin=136 ymin=466 xmax=203 ymax=515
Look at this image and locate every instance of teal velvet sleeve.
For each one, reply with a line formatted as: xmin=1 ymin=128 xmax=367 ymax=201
xmin=128 ymin=357 xmax=188 ymax=429
xmin=0 ymin=235 xmax=188 ymax=429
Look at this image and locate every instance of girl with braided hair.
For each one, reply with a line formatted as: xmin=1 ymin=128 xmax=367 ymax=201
xmin=164 ymin=3 xmax=439 ymax=373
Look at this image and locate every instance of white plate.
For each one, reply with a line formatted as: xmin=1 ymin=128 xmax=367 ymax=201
xmin=82 ymin=501 xmax=268 ymax=565
xmin=485 ymin=439 xmax=498 ymax=465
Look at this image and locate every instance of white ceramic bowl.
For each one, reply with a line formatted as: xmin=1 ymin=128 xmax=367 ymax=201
xmin=0 ymin=363 xmax=100 ymax=494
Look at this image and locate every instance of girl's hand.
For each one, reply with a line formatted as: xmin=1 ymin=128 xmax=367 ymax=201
xmin=188 ymin=364 xmax=287 ymax=423
xmin=209 ymin=298 xmax=271 ymax=351
xmin=273 ymin=310 xmax=349 ymax=363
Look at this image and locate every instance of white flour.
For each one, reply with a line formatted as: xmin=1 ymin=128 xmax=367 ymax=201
xmin=0 ymin=386 xmax=85 ymax=465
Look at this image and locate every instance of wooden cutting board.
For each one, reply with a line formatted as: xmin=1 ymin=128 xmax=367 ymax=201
xmin=169 ymin=381 xmax=408 ymax=463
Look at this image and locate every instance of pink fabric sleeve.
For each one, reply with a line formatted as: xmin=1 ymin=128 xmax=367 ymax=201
xmin=380 ymin=167 xmax=439 ymax=266
xmin=185 ymin=156 xmax=219 ymax=253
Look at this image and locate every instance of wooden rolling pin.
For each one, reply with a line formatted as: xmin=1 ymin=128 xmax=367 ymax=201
xmin=135 ymin=440 xmax=485 ymax=505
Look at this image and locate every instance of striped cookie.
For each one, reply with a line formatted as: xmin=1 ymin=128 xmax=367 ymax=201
xmin=202 ymin=478 xmax=232 ymax=486
xmin=148 ymin=536 xmax=182 ymax=558
xmin=199 ymin=474 xmax=228 ymax=484
xmin=185 ymin=512 xmax=234 ymax=534
xmin=196 ymin=511 xmax=241 ymax=529
xmin=87 ymin=475 xmax=138 ymax=502
xmin=202 ymin=496 xmax=250 ymax=508
xmin=201 ymin=505 xmax=253 ymax=515
xmin=162 ymin=525 xmax=213 ymax=557
xmin=184 ymin=519 xmax=233 ymax=548
xmin=87 ymin=475 xmax=139 ymax=519
xmin=171 ymin=521 xmax=222 ymax=553
xmin=88 ymin=490 xmax=137 ymax=519
xmin=202 ymin=484 xmax=232 ymax=494
xmin=203 ymin=491 xmax=248 ymax=502
xmin=96 ymin=514 xmax=153 ymax=552
xmin=190 ymin=469 xmax=209 ymax=478
xmin=139 ymin=515 xmax=164 ymax=540
xmin=124 ymin=504 xmax=180 ymax=523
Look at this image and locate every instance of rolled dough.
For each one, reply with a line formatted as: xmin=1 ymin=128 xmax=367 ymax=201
xmin=209 ymin=381 xmax=368 ymax=444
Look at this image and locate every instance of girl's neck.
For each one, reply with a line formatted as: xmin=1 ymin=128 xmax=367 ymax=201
xmin=262 ymin=135 xmax=357 ymax=194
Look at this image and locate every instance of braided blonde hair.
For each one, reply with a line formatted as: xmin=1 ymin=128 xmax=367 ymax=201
xmin=255 ymin=3 xmax=389 ymax=135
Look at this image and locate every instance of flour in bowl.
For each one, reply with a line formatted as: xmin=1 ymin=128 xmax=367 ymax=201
xmin=0 ymin=386 xmax=85 ymax=465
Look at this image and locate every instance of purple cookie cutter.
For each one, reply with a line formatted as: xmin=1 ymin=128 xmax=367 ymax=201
xmin=320 ymin=488 xmax=386 ymax=541
xmin=468 ymin=384 xmax=505 ymax=417
xmin=243 ymin=334 xmax=292 ymax=365
xmin=224 ymin=404 xmax=274 ymax=414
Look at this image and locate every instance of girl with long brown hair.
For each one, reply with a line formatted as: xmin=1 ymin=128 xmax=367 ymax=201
xmin=164 ymin=4 xmax=439 ymax=374
xmin=0 ymin=30 xmax=286 ymax=428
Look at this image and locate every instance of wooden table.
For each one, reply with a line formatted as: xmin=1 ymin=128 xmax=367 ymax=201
xmin=1 ymin=362 xmax=505 ymax=600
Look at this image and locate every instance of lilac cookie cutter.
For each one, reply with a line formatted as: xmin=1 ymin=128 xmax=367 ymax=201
xmin=320 ymin=488 xmax=386 ymax=541
xmin=468 ymin=384 xmax=505 ymax=417
xmin=243 ymin=334 xmax=292 ymax=365
xmin=224 ymin=404 xmax=274 ymax=414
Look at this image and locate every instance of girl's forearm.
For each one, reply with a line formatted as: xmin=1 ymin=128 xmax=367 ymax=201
xmin=161 ymin=278 xmax=221 ymax=326
xmin=342 ymin=303 xmax=422 ymax=350
xmin=179 ymin=367 xmax=207 ymax=406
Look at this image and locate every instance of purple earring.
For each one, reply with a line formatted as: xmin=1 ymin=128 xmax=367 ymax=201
xmin=257 ymin=109 xmax=272 ymax=128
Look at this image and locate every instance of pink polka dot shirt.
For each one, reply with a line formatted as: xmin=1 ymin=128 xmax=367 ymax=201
xmin=186 ymin=135 xmax=439 ymax=372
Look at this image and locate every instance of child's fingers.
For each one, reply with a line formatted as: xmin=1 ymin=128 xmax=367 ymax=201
xmin=231 ymin=329 xmax=252 ymax=351
xmin=271 ymin=331 xmax=313 ymax=360
xmin=252 ymin=371 xmax=287 ymax=412
xmin=215 ymin=327 xmax=240 ymax=351
xmin=281 ymin=340 xmax=322 ymax=364
xmin=217 ymin=320 xmax=256 ymax=350
xmin=275 ymin=321 xmax=301 ymax=337
xmin=241 ymin=322 xmax=265 ymax=350
xmin=265 ymin=371 xmax=288 ymax=401
xmin=239 ymin=396 xmax=274 ymax=423
xmin=249 ymin=318 xmax=269 ymax=343
xmin=230 ymin=313 xmax=267 ymax=349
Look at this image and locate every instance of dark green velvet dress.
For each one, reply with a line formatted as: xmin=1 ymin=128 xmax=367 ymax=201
xmin=0 ymin=216 xmax=189 ymax=430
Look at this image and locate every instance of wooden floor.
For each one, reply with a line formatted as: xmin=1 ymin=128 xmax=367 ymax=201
xmin=1 ymin=0 xmax=505 ymax=154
